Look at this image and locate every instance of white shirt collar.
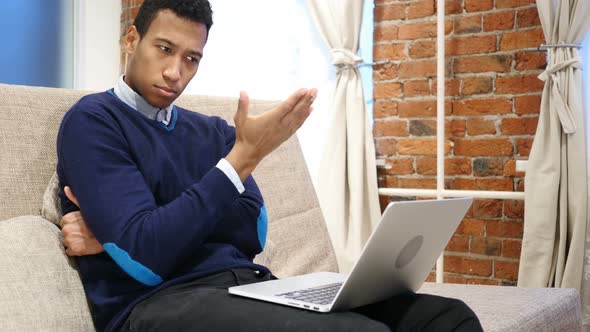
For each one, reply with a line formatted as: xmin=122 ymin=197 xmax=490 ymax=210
xmin=113 ymin=75 xmax=173 ymax=125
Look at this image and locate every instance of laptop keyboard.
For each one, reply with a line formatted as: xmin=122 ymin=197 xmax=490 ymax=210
xmin=276 ymin=282 xmax=343 ymax=305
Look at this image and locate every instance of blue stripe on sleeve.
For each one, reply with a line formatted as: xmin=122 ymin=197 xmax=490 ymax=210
xmin=257 ymin=204 xmax=268 ymax=249
xmin=103 ymin=243 xmax=163 ymax=286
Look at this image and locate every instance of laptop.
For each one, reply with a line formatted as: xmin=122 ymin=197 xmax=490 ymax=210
xmin=228 ymin=197 xmax=473 ymax=312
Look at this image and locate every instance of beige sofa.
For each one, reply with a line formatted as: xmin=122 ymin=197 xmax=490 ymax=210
xmin=0 ymin=83 xmax=582 ymax=331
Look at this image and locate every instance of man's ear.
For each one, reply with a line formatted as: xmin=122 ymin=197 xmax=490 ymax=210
xmin=124 ymin=25 xmax=140 ymax=55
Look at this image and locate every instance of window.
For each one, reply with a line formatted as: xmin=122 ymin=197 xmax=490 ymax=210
xmin=184 ymin=0 xmax=337 ymax=186
xmin=0 ymin=0 xmax=71 ymax=88
xmin=374 ymin=0 xmax=531 ymax=284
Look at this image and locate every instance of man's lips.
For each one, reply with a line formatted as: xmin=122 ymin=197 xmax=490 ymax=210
xmin=155 ymin=85 xmax=178 ymax=96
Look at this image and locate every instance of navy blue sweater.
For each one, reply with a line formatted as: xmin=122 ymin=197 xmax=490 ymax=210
xmin=56 ymin=91 xmax=270 ymax=331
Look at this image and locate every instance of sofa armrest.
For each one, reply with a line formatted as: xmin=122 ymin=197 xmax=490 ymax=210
xmin=419 ymin=282 xmax=581 ymax=332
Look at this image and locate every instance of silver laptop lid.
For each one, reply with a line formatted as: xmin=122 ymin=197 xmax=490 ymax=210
xmin=331 ymin=198 xmax=473 ymax=311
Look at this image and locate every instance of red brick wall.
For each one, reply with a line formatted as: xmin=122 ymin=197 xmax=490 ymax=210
xmin=374 ymin=0 xmax=545 ymax=285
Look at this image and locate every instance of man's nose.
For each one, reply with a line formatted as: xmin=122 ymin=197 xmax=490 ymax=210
xmin=163 ymin=57 xmax=182 ymax=82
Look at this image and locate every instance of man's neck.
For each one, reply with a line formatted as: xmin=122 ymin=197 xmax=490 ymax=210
xmin=113 ymin=75 xmax=173 ymax=124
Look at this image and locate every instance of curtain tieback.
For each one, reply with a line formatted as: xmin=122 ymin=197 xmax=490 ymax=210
xmin=331 ymin=48 xmax=362 ymax=74
xmin=538 ymin=57 xmax=582 ymax=134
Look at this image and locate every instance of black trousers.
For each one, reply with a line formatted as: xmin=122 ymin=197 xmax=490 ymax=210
xmin=119 ymin=269 xmax=483 ymax=332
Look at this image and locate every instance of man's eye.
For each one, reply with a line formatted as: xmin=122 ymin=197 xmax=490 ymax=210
xmin=158 ymin=46 xmax=171 ymax=53
xmin=186 ymin=56 xmax=199 ymax=64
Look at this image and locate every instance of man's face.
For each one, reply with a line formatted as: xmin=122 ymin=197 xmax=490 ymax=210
xmin=124 ymin=9 xmax=207 ymax=109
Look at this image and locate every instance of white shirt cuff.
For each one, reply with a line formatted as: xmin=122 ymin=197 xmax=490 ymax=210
xmin=216 ymin=158 xmax=245 ymax=194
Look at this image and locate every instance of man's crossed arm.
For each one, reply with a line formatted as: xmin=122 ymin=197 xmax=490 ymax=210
xmin=60 ymin=89 xmax=316 ymax=260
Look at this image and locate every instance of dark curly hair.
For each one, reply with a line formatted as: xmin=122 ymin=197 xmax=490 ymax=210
xmin=133 ymin=0 xmax=213 ymax=38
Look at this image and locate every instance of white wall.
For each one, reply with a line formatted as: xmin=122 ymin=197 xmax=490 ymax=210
xmin=73 ymin=0 xmax=121 ymax=91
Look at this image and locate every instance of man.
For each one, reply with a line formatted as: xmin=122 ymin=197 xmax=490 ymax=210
xmin=58 ymin=0 xmax=483 ymax=331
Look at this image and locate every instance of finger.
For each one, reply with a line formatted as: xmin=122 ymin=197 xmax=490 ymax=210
xmin=63 ymin=226 xmax=83 ymax=237
xmin=286 ymin=89 xmax=315 ymax=117
xmin=292 ymin=109 xmax=312 ymax=134
xmin=63 ymin=237 xmax=73 ymax=250
xmin=282 ymin=90 xmax=315 ymax=128
xmin=60 ymin=212 xmax=78 ymax=224
xmin=64 ymin=186 xmax=80 ymax=208
xmin=65 ymin=247 xmax=77 ymax=256
xmin=283 ymin=110 xmax=311 ymax=137
xmin=276 ymin=88 xmax=308 ymax=117
xmin=60 ymin=219 xmax=77 ymax=230
xmin=295 ymin=89 xmax=317 ymax=124
xmin=309 ymin=88 xmax=318 ymax=103
xmin=234 ymin=91 xmax=250 ymax=125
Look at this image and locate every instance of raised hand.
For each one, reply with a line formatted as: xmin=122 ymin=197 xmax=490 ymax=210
xmin=226 ymin=88 xmax=317 ymax=181
xmin=60 ymin=186 xmax=104 ymax=256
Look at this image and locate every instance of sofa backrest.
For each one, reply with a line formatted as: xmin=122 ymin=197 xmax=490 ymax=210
xmin=0 ymin=83 xmax=338 ymax=277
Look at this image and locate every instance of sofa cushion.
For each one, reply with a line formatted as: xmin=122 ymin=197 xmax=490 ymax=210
xmin=0 ymin=216 xmax=94 ymax=331
xmin=41 ymin=171 xmax=62 ymax=226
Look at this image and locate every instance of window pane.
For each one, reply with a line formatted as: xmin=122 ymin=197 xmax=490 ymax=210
xmin=0 ymin=0 xmax=66 ymax=88
xmin=373 ymin=2 xmax=541 ymax=199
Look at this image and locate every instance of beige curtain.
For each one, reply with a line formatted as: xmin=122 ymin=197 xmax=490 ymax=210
xmin=306 ymin=0 xmax=381 ymax=273
xmin=518 ymin=0 xmax=590 ymax=324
